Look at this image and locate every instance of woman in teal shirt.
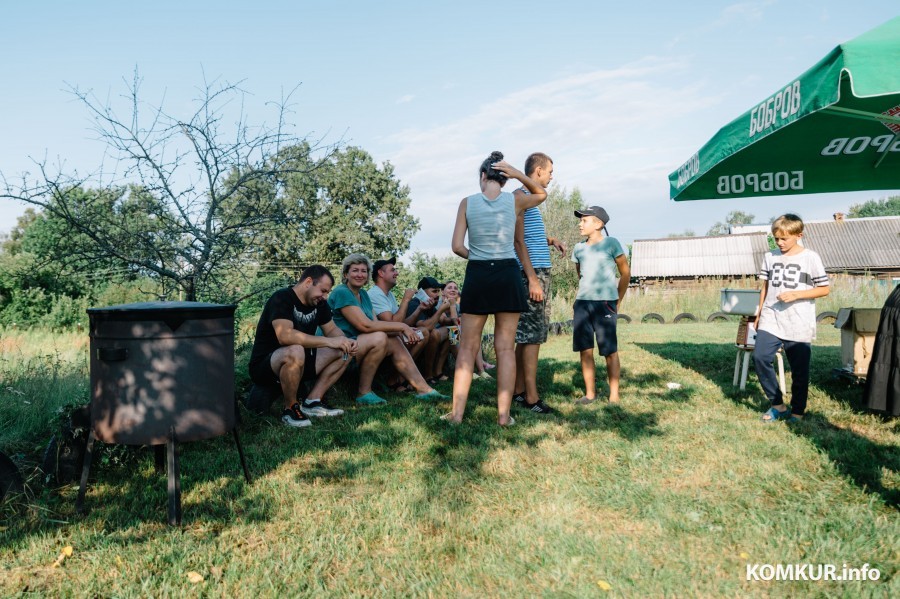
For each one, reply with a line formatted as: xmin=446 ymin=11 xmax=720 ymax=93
xmin=328 ymin=253 xmax=447 ymax=404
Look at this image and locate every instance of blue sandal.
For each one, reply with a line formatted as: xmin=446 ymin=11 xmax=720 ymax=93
xmin=356 ymin=392 xmax=387 ymax=405
xmin=416 ymin=390 xmax=450 ymax=401
xmin=762 ymin=407 xmax=791 ymax=422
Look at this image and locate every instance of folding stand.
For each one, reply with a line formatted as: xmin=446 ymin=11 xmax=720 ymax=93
xmin=75 ymin=424 xmax=252 ymax=526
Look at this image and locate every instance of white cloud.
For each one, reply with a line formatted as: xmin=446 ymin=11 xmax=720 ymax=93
xmin=667 ymin=0 xmax=775 ymax=50
xmin=397 ymin=94 xmax=415 ymax=104
xmin=381 ymin=57 xmax=726 ymax=255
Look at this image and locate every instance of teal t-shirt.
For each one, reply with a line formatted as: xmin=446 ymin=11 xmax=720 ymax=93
xmin=327 ymin=284 xmax=375 ymax=339
xmin=571 ymin=237 xmax=626 ymax=301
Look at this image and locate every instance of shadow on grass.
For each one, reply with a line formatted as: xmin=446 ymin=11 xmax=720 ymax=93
xmin=2 ymin=348 xmax=667 ymax=539
xmin=786 ymin=417 xmax=900 ymax=508
xmin=638 ymin=341 xmax=900 ymax=508
xmin=397 ymin=366 xmax=666 ymax=524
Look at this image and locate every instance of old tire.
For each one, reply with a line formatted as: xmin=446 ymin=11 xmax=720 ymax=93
xmin=707 ymin=312 xmax=730 ymax=323
xmin=816 ymin=311 xmax=838 ymax=325
xmin=616 ymin=314 xmax=632 ymax=324
xmin=673 ymin=312 xmax=698 ymax=323
xmin=641 ymin=313 xmax=665 ymax=324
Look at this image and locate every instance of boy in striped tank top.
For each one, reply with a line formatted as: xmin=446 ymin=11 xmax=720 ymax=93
xmin=513 ymin=152 xmax=566 ymax=414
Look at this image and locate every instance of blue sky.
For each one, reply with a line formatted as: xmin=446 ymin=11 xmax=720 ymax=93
xmin=1 ymin=1 xmax=898 ymax=254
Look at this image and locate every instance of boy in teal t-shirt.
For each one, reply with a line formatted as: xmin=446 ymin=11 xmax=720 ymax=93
xmin=571 ymin=206 xmax=630 ymax=404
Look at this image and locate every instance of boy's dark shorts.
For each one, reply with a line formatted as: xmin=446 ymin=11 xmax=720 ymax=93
xmin=573 ymin=299 xmax=618 ymax=356
xmin=515 ymin=268 xmax=551 ymax=345
xmin=248 ymin=347 xmax=318 ymax=387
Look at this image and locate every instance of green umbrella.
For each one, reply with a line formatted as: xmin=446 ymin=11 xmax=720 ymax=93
xmin=670 ymin=16 xmax=900 ymax=201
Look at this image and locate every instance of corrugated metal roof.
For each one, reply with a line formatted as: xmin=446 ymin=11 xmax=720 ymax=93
xmin=802 ymin=216 xmax=900 ymax=271
xmin=631 ymin=233 xmax=769 ymax=277
xmin=729 ymin=224 xmax=770 ymax=235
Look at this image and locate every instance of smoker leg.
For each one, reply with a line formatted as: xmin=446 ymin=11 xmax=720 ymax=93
xmin=153 ymin=445 xmax=165 ymax=474
xmin=75 ymin=430 xmax=97 ymax=515
xmin=166 ymin=427 xmax=181 ymax=526
xmin=232 ymin=427 xmax=252 ymax=484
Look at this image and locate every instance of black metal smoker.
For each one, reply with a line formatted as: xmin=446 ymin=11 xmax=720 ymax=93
xmin=76 ymin=302 xmax=251 ymax=525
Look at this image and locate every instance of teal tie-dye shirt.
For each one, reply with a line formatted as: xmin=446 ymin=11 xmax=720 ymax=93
xmin=571 ymin=237 xmax=626 ymax=301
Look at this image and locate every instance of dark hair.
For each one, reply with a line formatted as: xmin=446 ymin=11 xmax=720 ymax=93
xmin=479 ymin=151 xmax=508 ymax=186
xmin=299 ymin=264 xmax=335 ymax=286
xmin=524 ymin=152 xmax=552 ymax=177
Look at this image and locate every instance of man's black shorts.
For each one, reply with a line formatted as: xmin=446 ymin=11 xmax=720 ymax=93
xmin=572 ymin=299 xmax=618 ymax=356
xmin=248 ymin=347 xmax=318 ymax=387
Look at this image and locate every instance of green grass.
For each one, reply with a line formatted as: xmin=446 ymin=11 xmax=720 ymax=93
xmin=1 ymin=324 xmax=898 ymax=597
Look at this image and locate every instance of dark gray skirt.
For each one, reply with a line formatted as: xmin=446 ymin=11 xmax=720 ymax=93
xmin=460 ymin=259 xmax=527 ymax=314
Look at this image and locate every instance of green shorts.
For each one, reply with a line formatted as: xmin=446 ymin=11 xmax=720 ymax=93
xmin=515 ymin=268 xmax=551 ymax=345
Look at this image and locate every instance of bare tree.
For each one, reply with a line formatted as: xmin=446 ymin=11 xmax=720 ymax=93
xmin=1 ymin=71 xmax=336 ymax=301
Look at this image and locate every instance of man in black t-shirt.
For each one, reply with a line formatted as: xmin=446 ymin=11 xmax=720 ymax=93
xmin=248 ymin=265 xmax=357 ymax=428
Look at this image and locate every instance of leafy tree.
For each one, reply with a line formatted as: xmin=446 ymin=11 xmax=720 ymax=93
xmin=668 ymin=229 xmax=696 ymax=238
xmin=1 ymin=72 xmax=336 ymax=301
xmin=847 ymin=195 xmax=900 ymax=218
xmin=0 ymin=208 xmax=39 ymax=256
xmin=260 ymin=146 xmax=420 ymax=267
xmin=537 ymin=186 xmax=585 ymax=298
xmin=707 ymin=210 xmax=755 ymax=236
xmin=396 ymin=252 xmax=467 ymax=291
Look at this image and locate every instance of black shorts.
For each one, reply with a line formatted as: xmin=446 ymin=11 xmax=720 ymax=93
xmin=573 ymin=300 xmax=618 ymax=356
xmin=460 ymin=259 xmax=527 ymax=314
xmin=248 ymin=348 xmax=317 ymax=387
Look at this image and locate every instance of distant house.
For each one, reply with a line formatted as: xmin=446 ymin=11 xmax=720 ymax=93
xmin=630 ymin=233 xmax=769 ymax=284
xmin=729 ymin=223 xmax=770 ymax=235
xmin=802 ymin=214 xmax=900 ymax=278
xmin=733 ymin=214 xmax=900 ymax=278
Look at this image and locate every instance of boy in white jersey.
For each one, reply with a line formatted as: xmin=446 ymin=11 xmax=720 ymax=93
xmin=754 ymin=214 xmax=830 ymax=422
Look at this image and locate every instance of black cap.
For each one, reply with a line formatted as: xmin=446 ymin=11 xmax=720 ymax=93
xmin=372 ymin=256 xmax=396 ymax=280
xmin=417 ymin=276 xmax=445 ymax=290
xmin=574 ymin=206 xmax=610 ymax=224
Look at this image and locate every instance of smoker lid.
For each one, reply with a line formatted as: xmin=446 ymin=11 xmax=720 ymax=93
xmin=87 ymin=301 xmax=236 ymax=322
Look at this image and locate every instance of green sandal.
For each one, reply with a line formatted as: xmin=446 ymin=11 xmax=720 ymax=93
xmin=356 ymin=392 xmax=387 ymax=405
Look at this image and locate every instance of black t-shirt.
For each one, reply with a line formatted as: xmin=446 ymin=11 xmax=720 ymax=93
xmin=249 ymin=287 xmax=333 ymax=365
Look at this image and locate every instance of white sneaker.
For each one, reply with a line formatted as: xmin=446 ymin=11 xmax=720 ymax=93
xmin=300 ymin=399 xmax=344 ymax=417
xmin=471 ymin=372 xmax=481 ymax=379
xmin=478 ymin=372 xmax=492 ymax=380
xmin=281 ymin=403 xmax=312 ymax=428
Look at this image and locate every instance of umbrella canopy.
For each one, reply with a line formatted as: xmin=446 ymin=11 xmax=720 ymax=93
xmin=670 ymin=17 xmax=900 ymax=201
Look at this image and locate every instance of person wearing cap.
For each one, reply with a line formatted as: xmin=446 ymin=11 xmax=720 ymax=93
xmin=406 ymin=277 xmax=454 ymax=384
xmin=571 ymin=206 xmax=630 ymax=404
xmin=445 ymin=151 xmax=547 ymax=427
xmin=369 ymin=256 xmax=433 ymax=349
xmin=368 ymin=256 xmax=433 ymax=392
xmin=512 ymin=152 xmax=566 ymax=415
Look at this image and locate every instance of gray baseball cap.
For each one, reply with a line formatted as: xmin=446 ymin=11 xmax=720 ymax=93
xmin=574 ymin=206 xmax=610 ymax=223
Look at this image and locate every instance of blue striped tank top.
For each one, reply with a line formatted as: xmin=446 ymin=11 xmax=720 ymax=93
xmin=466 ymin=191 xmax=516 ymax=261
